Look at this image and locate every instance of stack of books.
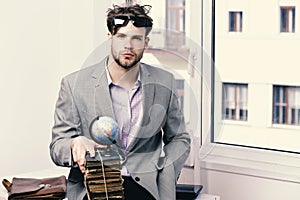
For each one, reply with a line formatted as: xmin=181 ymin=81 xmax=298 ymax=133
xmin=84 ymin=148 xmax=124 ymax=200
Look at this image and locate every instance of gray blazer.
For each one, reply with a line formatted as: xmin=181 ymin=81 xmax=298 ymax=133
xmin=50 ymin=58 xmax=191 ymax=200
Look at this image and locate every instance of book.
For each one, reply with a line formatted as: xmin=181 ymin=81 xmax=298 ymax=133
xmin=84 ymin=148 xmax=124 ymax=200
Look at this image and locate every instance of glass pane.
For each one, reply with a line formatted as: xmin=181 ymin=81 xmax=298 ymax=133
xmin=292 ymin=8 xmax=296 ymax=32
xmin=239 ymin=109 xmax=245 ymax=120
xmin=282 ymin=106 xmax=286 ymax=124
xmin=294 ymin=87 xmax=300 ymax=107
xmin=179 ymin=9 xmax=185 ymax=32
xmin=168 ymin=10 xmax=176 ymax=30
xmin=298 ymin=109 xmax=300 ymax=125
xmin=176 ymin=79 xmax=184 ymax=89
xmin=273 ymin=106 xmax=280 ymax=123
xmin=274 ymin=86 xmax=280 ymax=103
xmin=281 ymin=8 xmax=287 ymax=32
xmin=291 ymin=108 xmax=295 ymax=124
xmin=230 ymin=109 xmax=235 ymax=119
xmin=229 ymin=12 xmax=235 ymax=31
xmin=239 ymin=12 xmax=243 ymax=31
xmin=282 ymin=87 xmax=287 ymax=103
xmin=225 ymin=108 xmax=229 ymax=119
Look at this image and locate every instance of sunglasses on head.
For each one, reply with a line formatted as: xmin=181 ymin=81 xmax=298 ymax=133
xmin=112 ymin=15 xmax=153 ymax=28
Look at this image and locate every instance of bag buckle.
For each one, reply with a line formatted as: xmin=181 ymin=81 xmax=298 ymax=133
xmin=39 ymin=183 xmax=52 ymax=189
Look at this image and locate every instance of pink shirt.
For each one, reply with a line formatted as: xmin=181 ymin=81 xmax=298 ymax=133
xmin=106 ymin=68 xmax=143 ymax=176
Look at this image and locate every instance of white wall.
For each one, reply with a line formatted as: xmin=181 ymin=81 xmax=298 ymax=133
xmin=201 ymin=165 xmax=300 ymax=200
xmin=0 ymin=0 xmax=60 ymax=177
xmin=0 ymin=0 xmax=168 ymax=179
xmin=0 ymin=0 xmax=110 ymax=178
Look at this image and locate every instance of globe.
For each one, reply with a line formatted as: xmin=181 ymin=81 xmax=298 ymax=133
xmin=90 ymin=116 xmax=119 ymax=145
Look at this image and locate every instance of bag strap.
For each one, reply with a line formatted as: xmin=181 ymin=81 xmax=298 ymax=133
xmin=2 ymin=179 xmax=12 ymax=192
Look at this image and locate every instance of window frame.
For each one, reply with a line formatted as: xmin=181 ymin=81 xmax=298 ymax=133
xmin=199 ymin=0 xmax=300 ymax=184
xmin=228 ymin=11 xmax=243 ymax=32
xmin=165 ymin=0 xmax=186 ymax=50
xmin=222 ymin=83 xmax=248 ymax=121
xmin=273 ymin=85 xmax=300 ymax=125
xmin=166 ymin=0 xmax=186 ymax=32
xmin=280 ymin=6 xmax=296 ymax=33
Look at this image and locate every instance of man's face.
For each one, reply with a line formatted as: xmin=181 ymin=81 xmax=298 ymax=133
xmin=110 ymin=21 xmax=149 ymax=70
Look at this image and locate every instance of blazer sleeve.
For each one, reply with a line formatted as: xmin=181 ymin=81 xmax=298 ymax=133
xmin=49 ymin=77 xmax=81 ymax=167
xmin=162 ymin=75 xmax=191 ymax=178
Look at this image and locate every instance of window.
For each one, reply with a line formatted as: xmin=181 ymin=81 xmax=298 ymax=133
xmin=212 ymin=0 xmax=300 ymax=153
xmin=176 ymin=79 xmax=185 ymax=111
xmin=165 ymin=0 xmax=186 ymax=49
xmin=166 ymin=0 xmax=185 ymax=32
xmin=223 ymin=83 xmax=248 ymax=121
xmin=273 ymin=85 xmax=300 ymax=125
xmin=280 ymin=6 xmax=295 ymax=33
xmin=229 ymin=11 xmax=243 ymax=32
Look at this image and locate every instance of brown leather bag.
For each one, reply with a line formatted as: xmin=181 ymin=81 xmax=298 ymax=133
xmin=2 ymin=175 xmax=67 ymax=199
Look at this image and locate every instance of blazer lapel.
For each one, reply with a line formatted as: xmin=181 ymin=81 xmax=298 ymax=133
xmin=90 ymin=58 xmax=123 ymax=146
xmin=92 ymin=59 xmax=115 ymax=119
xmin=140 ymin=64 xmax=155 ymax=125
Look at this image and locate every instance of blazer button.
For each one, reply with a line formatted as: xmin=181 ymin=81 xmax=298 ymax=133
xmin=135 ymin=177 xmax=140 ymax=182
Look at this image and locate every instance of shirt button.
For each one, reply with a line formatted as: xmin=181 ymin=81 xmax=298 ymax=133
xmin=135 ymin=177 xmax=140 ymax=182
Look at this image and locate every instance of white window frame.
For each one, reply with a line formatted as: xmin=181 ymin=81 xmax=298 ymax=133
xmin=273 ymin=85 xmax=300 ymax=125
xmin=199 ymin=0 xmax=300 ymax=184
xmin=223 ymin=83 xmax=248 ymax=121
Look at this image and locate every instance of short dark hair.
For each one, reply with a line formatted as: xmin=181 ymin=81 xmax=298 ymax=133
xmin=106 ymin=4 xmax=153 ymax=36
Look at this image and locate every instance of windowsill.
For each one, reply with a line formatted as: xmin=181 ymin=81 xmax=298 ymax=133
xmin=271 ymin=123 xmax=300 ymax=130
xmin=228 ymin=31 xmax=243 ymax=34
xmin=279 ymin=32 xmax=296 ymax=34
xmin=222 ymin=119 xmax=250 ymax=126
xmin=199 ymin=143 xmax=300 ymax=183
xmin=277 ymin=32 xmax=300 ymax=39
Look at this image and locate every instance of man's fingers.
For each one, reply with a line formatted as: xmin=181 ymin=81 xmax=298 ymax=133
xmin=73 ymin=154 xmax=86 ymax=173
xmin=77 ymin=157 xmax=85 ymax=166
xmin=87 ymin=147 xmax=96 ymax=157
xmin=78 ymin=163 xmax=86 ymax=173
xmin=71 ymin=143 xmax=87 ymax=173
xmin=77 ymin=157 xmax=86 ymax=173
xmin=71 ymin=136 xmax=108 ymax=172
xmin=72 ymin=144 xmax=85 ymax=161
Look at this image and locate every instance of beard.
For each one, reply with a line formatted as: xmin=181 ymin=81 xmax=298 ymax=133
xmin=112 ymin=49 xmax=144 ymax=70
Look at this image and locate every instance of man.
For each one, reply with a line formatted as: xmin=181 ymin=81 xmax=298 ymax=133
xmin=50 ymin=4 xmax=190 ymax=200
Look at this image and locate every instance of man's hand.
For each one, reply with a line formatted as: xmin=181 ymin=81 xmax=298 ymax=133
xmin=71 ymin=136 xmax=106 ymax=173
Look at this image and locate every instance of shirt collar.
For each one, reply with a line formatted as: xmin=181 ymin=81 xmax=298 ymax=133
xmin=105 ymin=60 xmax=141 ymax=86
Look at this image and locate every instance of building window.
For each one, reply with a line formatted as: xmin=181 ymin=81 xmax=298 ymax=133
xmin=176 ymin=79 xmax=185 ymax=111
xmin=165 ymin=0 xmax=186 ymax=50
xmin=167 ymin=0 xmax=185 ymax=32
xmin=280 ymin=6 xmax=296 ymax=33
xmin=229 ymin=11 xmax=243 ymax=32
xmin=273 ymin=85 xmax=300 ymax=125
xmin=223 ymin=83 xmax=248 ymax=121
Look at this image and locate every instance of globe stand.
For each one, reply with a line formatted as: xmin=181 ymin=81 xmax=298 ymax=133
xmin=99 ymin=145 xmax=114 ymax=157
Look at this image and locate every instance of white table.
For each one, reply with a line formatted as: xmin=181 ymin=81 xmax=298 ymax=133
xmin=1 ymin=168 xmax=220 ymax=200
xmin=196 ymin=193 xmax=221 ymax=200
